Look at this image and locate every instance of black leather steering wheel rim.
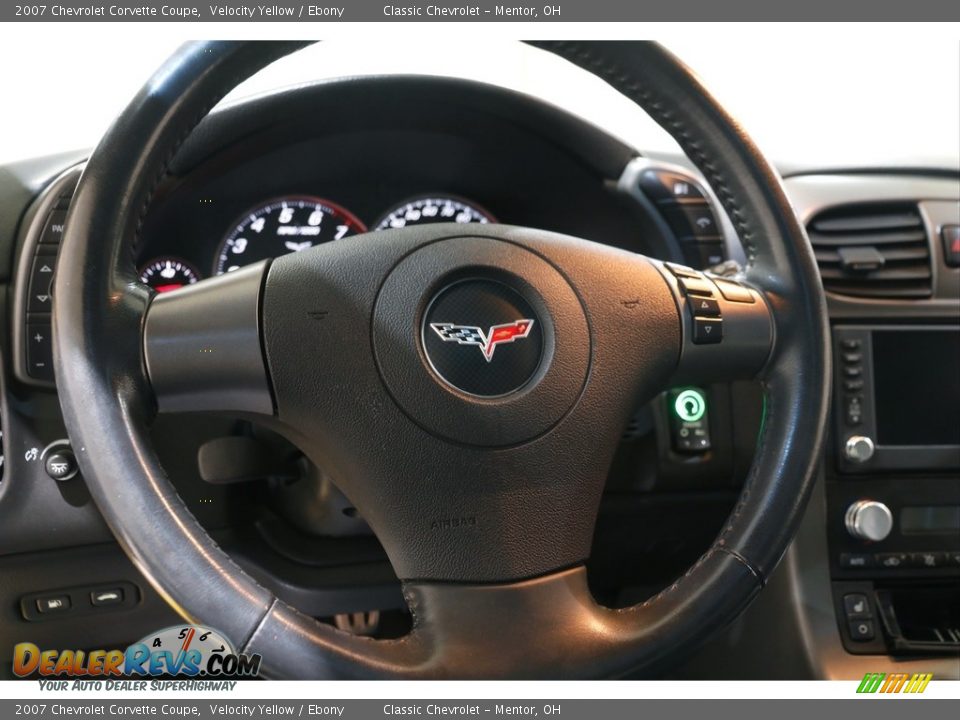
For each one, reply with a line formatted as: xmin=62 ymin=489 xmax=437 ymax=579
xmin=53 ymin=41 xmax=830 ymax=678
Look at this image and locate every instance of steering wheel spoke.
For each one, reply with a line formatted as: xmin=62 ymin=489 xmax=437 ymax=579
xmin=143 ymin=261 xmax=274 ymax=416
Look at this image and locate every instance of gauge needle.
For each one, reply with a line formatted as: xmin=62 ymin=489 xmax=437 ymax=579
xmin=284 ymin=240 xmax=312 ymax=252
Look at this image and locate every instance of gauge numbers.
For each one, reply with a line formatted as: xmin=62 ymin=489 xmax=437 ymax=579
xmin=215 ymin=196 xmax=366 ymax=275
xmin=140 ymin=258 xmax=201 ymax=293
xmin=374 ymin=196 xmax=495 ymax=231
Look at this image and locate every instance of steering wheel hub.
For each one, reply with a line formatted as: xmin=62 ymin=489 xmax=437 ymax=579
xmin=422 ymin=277 xmax=544 ymax=398
xmin=371 ymin=233 xmax=590 ymax=446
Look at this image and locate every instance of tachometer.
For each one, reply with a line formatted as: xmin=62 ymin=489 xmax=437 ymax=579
xmin=215 ymin=196 xmax=366 ymax=275
xmin=140 ymin=257 xmax=201 ymax=293
xmin=373 ymin=196 xmax=495 ymax=231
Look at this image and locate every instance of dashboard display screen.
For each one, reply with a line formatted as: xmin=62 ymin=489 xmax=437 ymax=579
xmin=872 ymin=330 xmax=960 ymax=446
xmin=900 ymin=506 xmax=960 ymax=534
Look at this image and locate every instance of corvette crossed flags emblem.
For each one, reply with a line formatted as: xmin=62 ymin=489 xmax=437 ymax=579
xmin=429 ymin=319 xmax=535 ymax=362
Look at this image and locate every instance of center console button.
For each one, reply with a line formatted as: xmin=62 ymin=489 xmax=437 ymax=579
xmin=839 ymin=553 xmax=875 ymax=569
xmin=876 ymin=552 xmax=909 ymax=569
xmin=848 ymin=619 xmax=875 ymax=642
xmin=843 ymin=593 xmax=871 ymax=619
xmin=909 ymin=551 xmax=943 ymax=569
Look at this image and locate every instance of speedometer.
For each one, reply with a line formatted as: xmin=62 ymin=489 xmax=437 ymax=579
xmin=373 ymin=196 xmax=495 ymax=231
xmin=214 ymin=196 xmax=366 ymax=275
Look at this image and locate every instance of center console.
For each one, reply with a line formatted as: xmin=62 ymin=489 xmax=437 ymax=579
xmin=827 ymin=325 xmax=960 ymax=656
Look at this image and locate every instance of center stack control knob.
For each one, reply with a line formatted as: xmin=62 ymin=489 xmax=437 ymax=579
xmin=844 ymin=435 xmax=875 ymax=463
xmin=845 ymin=500 xmax=893 ymax=542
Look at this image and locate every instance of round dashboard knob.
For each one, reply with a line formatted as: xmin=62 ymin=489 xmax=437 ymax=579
xmin=845 ymin=500 xmax=893 ymax=542
xmin=844 ymin=435 xmax=875 ymax=463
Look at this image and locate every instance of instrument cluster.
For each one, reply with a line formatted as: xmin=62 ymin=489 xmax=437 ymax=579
xmin=138 ymin=194 xmax=495 ymax=292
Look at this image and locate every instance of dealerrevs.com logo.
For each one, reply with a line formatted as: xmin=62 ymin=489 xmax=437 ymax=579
xmin=13 ymin=625 xmax=261 ymax=680
xmin=856 ymin=672 xmax=933 ymax=694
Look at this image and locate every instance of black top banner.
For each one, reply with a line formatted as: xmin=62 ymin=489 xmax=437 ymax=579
xmin=5 ymin=0 xmax=960 ymax=21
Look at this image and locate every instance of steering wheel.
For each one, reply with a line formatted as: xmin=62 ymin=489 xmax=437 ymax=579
xmin=53 ymin=41 xmax=829 ymax=678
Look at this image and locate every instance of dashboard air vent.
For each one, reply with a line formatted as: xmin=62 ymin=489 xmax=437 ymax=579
xmin=807 ymin=203 xmax=932 ymax=299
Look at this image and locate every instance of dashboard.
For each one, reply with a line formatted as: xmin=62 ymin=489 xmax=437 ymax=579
xmin=130 ymin=75 xmax=674 ymax=301
xmin=0 ymin=73 xmax=957 ymax=680
xmin=138 ymin=194 xmax=494 ymax=291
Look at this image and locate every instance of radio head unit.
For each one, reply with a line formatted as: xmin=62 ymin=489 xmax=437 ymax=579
xmin=833 ymin=325 xmax=960 ymax=473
